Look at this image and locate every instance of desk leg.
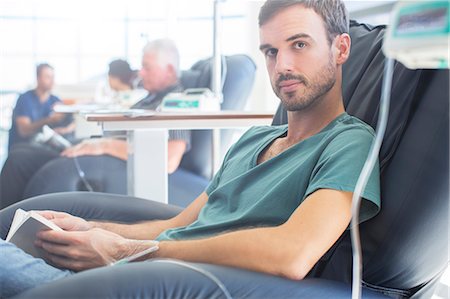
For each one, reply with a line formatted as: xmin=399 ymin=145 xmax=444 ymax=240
xmin=127 ymin=130 xmax=168 ymax=203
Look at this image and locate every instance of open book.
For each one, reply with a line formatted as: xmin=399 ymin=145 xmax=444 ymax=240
xmin=6 ymin=209 xmax=159 ymax=265
xmin=6 ymin=209 xmax=63 ymax=260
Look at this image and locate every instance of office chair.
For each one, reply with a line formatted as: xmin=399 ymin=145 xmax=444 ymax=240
xmin=22 ymin=55 xmax=256 ymax=208
xmin=3 ymin=21 xmax=447 ymax=298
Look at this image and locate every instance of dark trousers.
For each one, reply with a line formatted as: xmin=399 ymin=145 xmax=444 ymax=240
xmin=0 ymin=144 xmax=59 ymax=209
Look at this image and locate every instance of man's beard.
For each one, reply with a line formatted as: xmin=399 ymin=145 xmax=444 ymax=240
xmin=273 ymin=57 xmax=337 ymax=112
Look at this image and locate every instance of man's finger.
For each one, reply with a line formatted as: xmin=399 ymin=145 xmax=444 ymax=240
xmin=34 ymin=210 xmax=68 ymax=220
xmin=46 ymin=254 xmax=85 ymax=272
xmin=37 ymin=240 xmax=72 ymax=258
xmin=37 ymin=230 xmax=81 ymax=245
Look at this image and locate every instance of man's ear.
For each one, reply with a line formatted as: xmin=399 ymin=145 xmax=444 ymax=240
xmin=166 ymin=64 xmax=177 ymax=78
xmin=334 ymin=33 xmax=351 ymax=65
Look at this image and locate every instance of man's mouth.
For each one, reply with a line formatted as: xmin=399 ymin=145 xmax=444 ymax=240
xmin=278 ymin=80 xmax=303 ymax=93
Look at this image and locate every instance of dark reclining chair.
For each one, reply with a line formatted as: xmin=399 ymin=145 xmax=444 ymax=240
xmin=22 ymin=54 xmax=256 ymax=208
xmin=1 ymin=21 xmax=447 ymax=298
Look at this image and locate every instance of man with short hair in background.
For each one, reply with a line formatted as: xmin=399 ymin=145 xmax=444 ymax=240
xmin=8 ymin=63 xmax=74 ymax=151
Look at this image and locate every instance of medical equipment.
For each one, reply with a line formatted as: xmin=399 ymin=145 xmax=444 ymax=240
xmin=160 ymin=88 xmax=221 ymax=112
xmin=352 ymin=2 xmax=450 ymax=299
xmin=383 ymin=1 xmax=450 ymax=69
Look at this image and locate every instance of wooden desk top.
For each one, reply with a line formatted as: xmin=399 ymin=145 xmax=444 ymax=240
xmin=86 ymin=111 xmax=274 ymax=122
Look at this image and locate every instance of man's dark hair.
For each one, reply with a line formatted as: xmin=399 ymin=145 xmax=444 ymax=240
xmin=259 ymin=0 xmax=349 ymax=45
xmin=108 ymin=59 xmax=134 ymax=87
xmin=36 ymin=63 xmax=53 ymax=78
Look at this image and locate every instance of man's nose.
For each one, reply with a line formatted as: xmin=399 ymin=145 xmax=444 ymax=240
xmin=275 ymin=51 xmax=294 ymax=74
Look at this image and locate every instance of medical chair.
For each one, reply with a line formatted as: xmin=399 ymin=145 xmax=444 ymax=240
xmin=22 ymin=54 xmax=256 ymax=208
xmin=5 ymin=21 xmax=448 ymax=298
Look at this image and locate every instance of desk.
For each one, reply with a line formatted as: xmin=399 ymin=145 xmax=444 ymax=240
xmin=86 ymin=111 xmax=274 ymax=203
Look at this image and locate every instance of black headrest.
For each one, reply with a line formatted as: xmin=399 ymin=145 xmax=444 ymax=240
xmin=178 ymin=55 xmax=257 ymax=179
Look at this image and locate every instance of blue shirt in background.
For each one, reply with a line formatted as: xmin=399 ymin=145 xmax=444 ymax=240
xmin=8 ymin=90 xmax=61 ymax=151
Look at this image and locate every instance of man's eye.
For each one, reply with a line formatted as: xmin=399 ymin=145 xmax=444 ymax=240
xmin=294 ymin=42 xmax=306 ymax=49
xmin=265 ymin=48 xmax=277 ymax=57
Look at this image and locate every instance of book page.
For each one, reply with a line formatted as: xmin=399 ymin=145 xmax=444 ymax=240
xmin=6 ymin=209 xmax=63 ymax=260
xmin=8 ymin=217 xmax=56 ymax=259
xmin=6 ymin=209 xmax=28 ymax=241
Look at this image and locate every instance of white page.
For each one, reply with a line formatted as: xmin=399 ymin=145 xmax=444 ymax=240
xmin=6 ymin=209 xmax=28 ymax=241
xmin=6 ymin=210 xmax=62 ymax=260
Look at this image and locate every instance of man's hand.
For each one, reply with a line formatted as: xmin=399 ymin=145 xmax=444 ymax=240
xmin=47 ymin=112 xmax=66 ymax=124
xmin=53 ymin=122 xmax=75 ymax=135
xmin=61 ymin=139 xmax=106 ymax=158
xmin=35 ymin=210 xmax=92 ymax=231
xmin=35 ymin=228 xmax=156 ymax=271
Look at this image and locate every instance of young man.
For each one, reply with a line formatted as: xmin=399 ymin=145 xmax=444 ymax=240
xmin=0 ymin=0 xmax=380 ymax=297
xmin=0 ymin=39 xmax=190 ymax=209
xmin=8 ymin=63 xmax=74 ymax=151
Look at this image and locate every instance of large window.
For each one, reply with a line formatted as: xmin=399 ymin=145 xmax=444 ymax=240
xmin=0 ymin=0 xmax=249 ymax=91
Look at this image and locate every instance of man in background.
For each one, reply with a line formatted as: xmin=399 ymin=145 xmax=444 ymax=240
xmin=8 ymin=63 xmax=74 ymax=151
xmin=0 ymin=40 xmax=190 ymax=208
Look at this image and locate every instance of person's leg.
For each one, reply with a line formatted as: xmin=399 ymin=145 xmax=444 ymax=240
xmin=0 ymin=238 xmax=73 ymax=298
xmin=1 ymin=192 xmax=183 ymax=239
xmin=13 ymin=259 xmax=387 ymax=299
xmin=0 ymin=144 xmax=59 ymax=209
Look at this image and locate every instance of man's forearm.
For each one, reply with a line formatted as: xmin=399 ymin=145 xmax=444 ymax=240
xmin=151 ymin=190 xmax=352 ymax=280
xmin=152 ymin=226 xmax=311 ymax=280
xmin=17 ymin=117 xmax=52 ymax=137
xmin=89 ymin=219 xmax=177 ymax=240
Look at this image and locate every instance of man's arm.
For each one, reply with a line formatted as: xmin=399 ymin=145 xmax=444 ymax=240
xmin=15 ymin=113 xmax=65 ymax=137
xmin=53 ymin=121 xmax=76 ymax=135
xmin=37 ymin=189 xmax=351 ymax=276
xmin=154 ymin=189 xmax=352 ymax=280
xmin=60 ymin=138 xmax=186 ymax=171
xmin=36 ymin=192 xmax=209 ymax=270
xmin=38 ymin=192 xmax=208 ymax=240
xmin=60 ymin=138 xmax=127 ymax=160
xmin=168 ymin=139 xmax=187 ymax=174
xmin=90 ymin=192 xmax=208 ymax=239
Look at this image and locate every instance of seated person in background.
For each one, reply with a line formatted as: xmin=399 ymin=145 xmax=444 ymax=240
xmin=8 ymin=63 xmax=74 ymax=152
xmin=0 ymin=39 xmax=190 ymax=208
xmin=0 ymin=1 xmax=381 ymax=297
xmin=98 ymin=59 xmax=146 ymax=107
xmin=60 ymin=39 xmax=190 ymax=167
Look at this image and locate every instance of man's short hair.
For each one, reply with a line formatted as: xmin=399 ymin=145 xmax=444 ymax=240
xmin=36 ymin=63 xmax=53 ymax=78
xmin=108 ymin=59 xmax=134 ymax=86
xmin=143 ymin=39 xmax=180 ymax=77
xmin=259 ymin=0 xmax=349 ymax=45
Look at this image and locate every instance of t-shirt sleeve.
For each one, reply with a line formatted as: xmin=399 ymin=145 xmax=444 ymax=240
xmin=305 ymin=128 xmax=381 ymax=224
xmin=13 ymin=96 xmax=32 ymax=118
xmin=168 ymin=130 xmax=192 ymax=152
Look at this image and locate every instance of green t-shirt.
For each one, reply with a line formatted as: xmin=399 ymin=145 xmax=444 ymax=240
xmin=157 ymin=113 xmax=380 ymax=241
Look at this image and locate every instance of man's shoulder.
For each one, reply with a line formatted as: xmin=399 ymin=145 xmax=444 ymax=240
xmin=332 ymin=113 xmax=375 ymax=139
xmin=242 ymin=125 xmax=286 ymax=139
xmin=322 ymin=114 xmax=376 ymax=151
xmin=17 ymin=90 xmax=35 ymax=101
xmin=15 ymin=90 xmax=36 ymax=108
